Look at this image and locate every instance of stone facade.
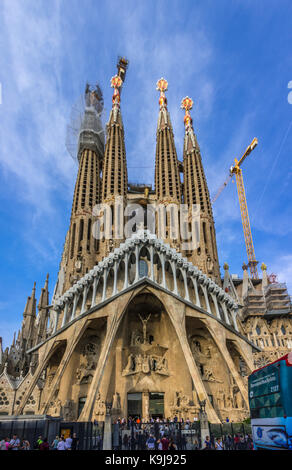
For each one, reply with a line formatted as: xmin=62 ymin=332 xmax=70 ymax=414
xmin=0 ymin=59 xmax=291 ymax=423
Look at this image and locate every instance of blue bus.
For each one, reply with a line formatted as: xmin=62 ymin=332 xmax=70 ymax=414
xmin=248 ymin=352 xmax=292 ymax=450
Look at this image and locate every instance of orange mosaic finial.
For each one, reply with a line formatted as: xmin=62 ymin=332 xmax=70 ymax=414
xmin=181 ymin=96 xmax=194 ymax=128
xmin=110 ymin=74 xmax=123 ymax=105
xmin=156 ymin=77 xmax=168 ymax=109
xmin=156 ymin=78 xmax=168 ymax=92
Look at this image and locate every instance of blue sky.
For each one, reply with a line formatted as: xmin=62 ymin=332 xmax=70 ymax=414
xmin=0 ymin=0 xmax=291 ymax=349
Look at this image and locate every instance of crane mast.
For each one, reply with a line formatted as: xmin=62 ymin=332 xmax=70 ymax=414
xmin=212 ymin=138 xmax=259 ymax=279
xmin=233 ymin=164 xmax=258 ymax=279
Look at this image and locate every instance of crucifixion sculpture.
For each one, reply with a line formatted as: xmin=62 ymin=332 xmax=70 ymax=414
xmin=138 ymin=313 xmax=151 ymax=344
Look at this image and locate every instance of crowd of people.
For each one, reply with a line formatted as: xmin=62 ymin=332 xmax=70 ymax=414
xmin=203 ymin=434 xmax=254 ymax=450
xmin=0 ymin=417 xmax=253 ymax=451
xmin=0 ymin=433 xmax=79 ymax=451
xmin=115 ymin=415 xmax=200 ymax=430
xmin=114 ymin=416 xmax=254 ymax=450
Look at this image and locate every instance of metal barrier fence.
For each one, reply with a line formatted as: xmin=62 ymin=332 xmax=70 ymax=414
xmin=0 ymin=416 xmax=104 ymax=450
xmin=112 ymin=421 xmax=201 ymax=450
xmin=209 ymin=422 xmax=253 ymax=450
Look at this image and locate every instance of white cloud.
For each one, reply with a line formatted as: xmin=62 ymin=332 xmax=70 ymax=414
xmin=0 ymin=0 xmax=75 ymax=216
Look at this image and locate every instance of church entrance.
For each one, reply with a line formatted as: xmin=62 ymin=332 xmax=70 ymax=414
xmin=127 ymin=392 xmax=165 ymax=419
xmin=149 ymin=392 xmax=164 ymax=419
xmin=127 ymin=392 xmax=142 ymax=419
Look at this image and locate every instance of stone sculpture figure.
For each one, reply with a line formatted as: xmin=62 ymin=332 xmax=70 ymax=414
xmin=112 ymin=392 xmax=121 ymax=410
xmin=142 ymin=354 xmax=150 ymax=373
xmin=62 ymin=399 xmax=74 ymax=421
xmin=138 ymin=313 xmax=151 ymax=344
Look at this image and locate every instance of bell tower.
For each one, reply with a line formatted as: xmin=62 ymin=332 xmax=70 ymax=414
xmin=62 ymin=84 xmax=104 ymax=292
xmin=181 ymin=97 xmax=221 ymax=284
xmin=100 ymin=58 xmax=129 ymax=256
xmin=154 ymin=78 xmax=182 ymax=246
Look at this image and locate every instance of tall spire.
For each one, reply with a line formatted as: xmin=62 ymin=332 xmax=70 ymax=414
xmin=35 ymin=274 xmax=50 ymax=345
xmin=99 ymin=58 xmax=129 ymax=257
xmin=21 ymin=282 xmax=37 ymax=349
xmin=101 ymin=58 xmax=129 ymax=202
xmin=155 ymin=78 xmax=182 ymax=205
xmin=62 ymin=84 xmax=104 ymax=293
xmin=181 ymin=97 xmax=221 ymax=284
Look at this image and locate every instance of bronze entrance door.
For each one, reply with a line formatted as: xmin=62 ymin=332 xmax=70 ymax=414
xmin=149 ymin=392 xmax=164 ymax=419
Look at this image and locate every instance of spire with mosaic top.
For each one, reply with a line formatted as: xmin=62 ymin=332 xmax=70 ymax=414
xmin=181 ymin=96 xmax=194 ymax=130
xmin=156 ymin=77 xmax=168 ymax=109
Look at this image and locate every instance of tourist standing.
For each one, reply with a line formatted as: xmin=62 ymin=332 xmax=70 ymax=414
xmin=203 ymin=436 xmax=212 ymax=450
xmin=9 ymin=435 xmax=20 ymax=450
xmin=168 ymin=439 xmax=177 ymax=451
xmin=51 ymin=436 xmax=59 ymax=450
xmin=71 ymin=433 xmax=79 ymax=451
xmin=215 ymin=438 xmax=223 ymax=450
xmin=40 ymin=438 xmax=50 ymax=451
xmin=161 ymin=436 xmax=169 ymax=450
xmin=35 ymin=435 xmax=43 ymax=450
xmin=146 ymin=434 xmax=155 ymax=450
xmin=234 ymin=434 xmax=240 ymax=450
xmin=0 ymin=438 xmax=6 ymax=450
xmin=57 ymin=436 xmax=66 ymax=450
xmin=65 ymin=434 xmax=73 ymax=450
xmin=123 ymin=434 xmax=129 ymax=450
xmin=21 ymin=439 xmax=30 ymax=450
xmin=157 ymin=439 xmax=163 ymax=450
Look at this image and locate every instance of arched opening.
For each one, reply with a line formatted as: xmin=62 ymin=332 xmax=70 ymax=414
xmin=154 ymin=253 xmax=163 ymax=285
xmin=138 ymin=246 xmax=150 ymax=279
xmin=165 ymin=261 xmax=174 ymax=292
xmin=48 ymin=318 xmax=107 ymax=420
xmin=95 ymin=276 xmax=104 ymax=305
xmin=40 ymin=341 xmax=67 ymax=410
xmin=175 ymin=268 xmax=185 ymax=298
xmin=186 ymin=317 xmax=248 ymax=422
xmin=208 ymin=294 xmax=216 ymax=316
xmin=105 ymin=267 xmax=115 ymax=299
xmin=128 ymin=251 xmax=136 ymax=285
xmin=187 ymin=277 xmax=197 ymax=305
xmin=103 ymin=292 xmax=195 ymax=421
xmin=226 ymin=339 xmax=252 ymax=384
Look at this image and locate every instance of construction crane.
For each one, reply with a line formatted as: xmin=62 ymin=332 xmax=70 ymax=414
xmin=212 ymin=138 xmax=259 ymax=279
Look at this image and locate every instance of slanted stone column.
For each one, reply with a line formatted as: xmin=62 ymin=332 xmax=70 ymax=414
xmin=199 ymin=404 xmax=210 ymax=449
xmin=103 ymin=403 xmax=112 ymax=450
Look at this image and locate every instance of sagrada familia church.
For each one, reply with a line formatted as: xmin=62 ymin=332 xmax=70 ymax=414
xmin=0 ymin=58 xmax=291 ymax=424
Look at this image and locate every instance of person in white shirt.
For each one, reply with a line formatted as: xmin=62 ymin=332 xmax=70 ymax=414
xmin=65 ymin=435 xmax=73 ymax=450
xmin=57 ymin=437 xmax=67 ymax=450
xmin=215 ymin=438 xmax=223 ymax=450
